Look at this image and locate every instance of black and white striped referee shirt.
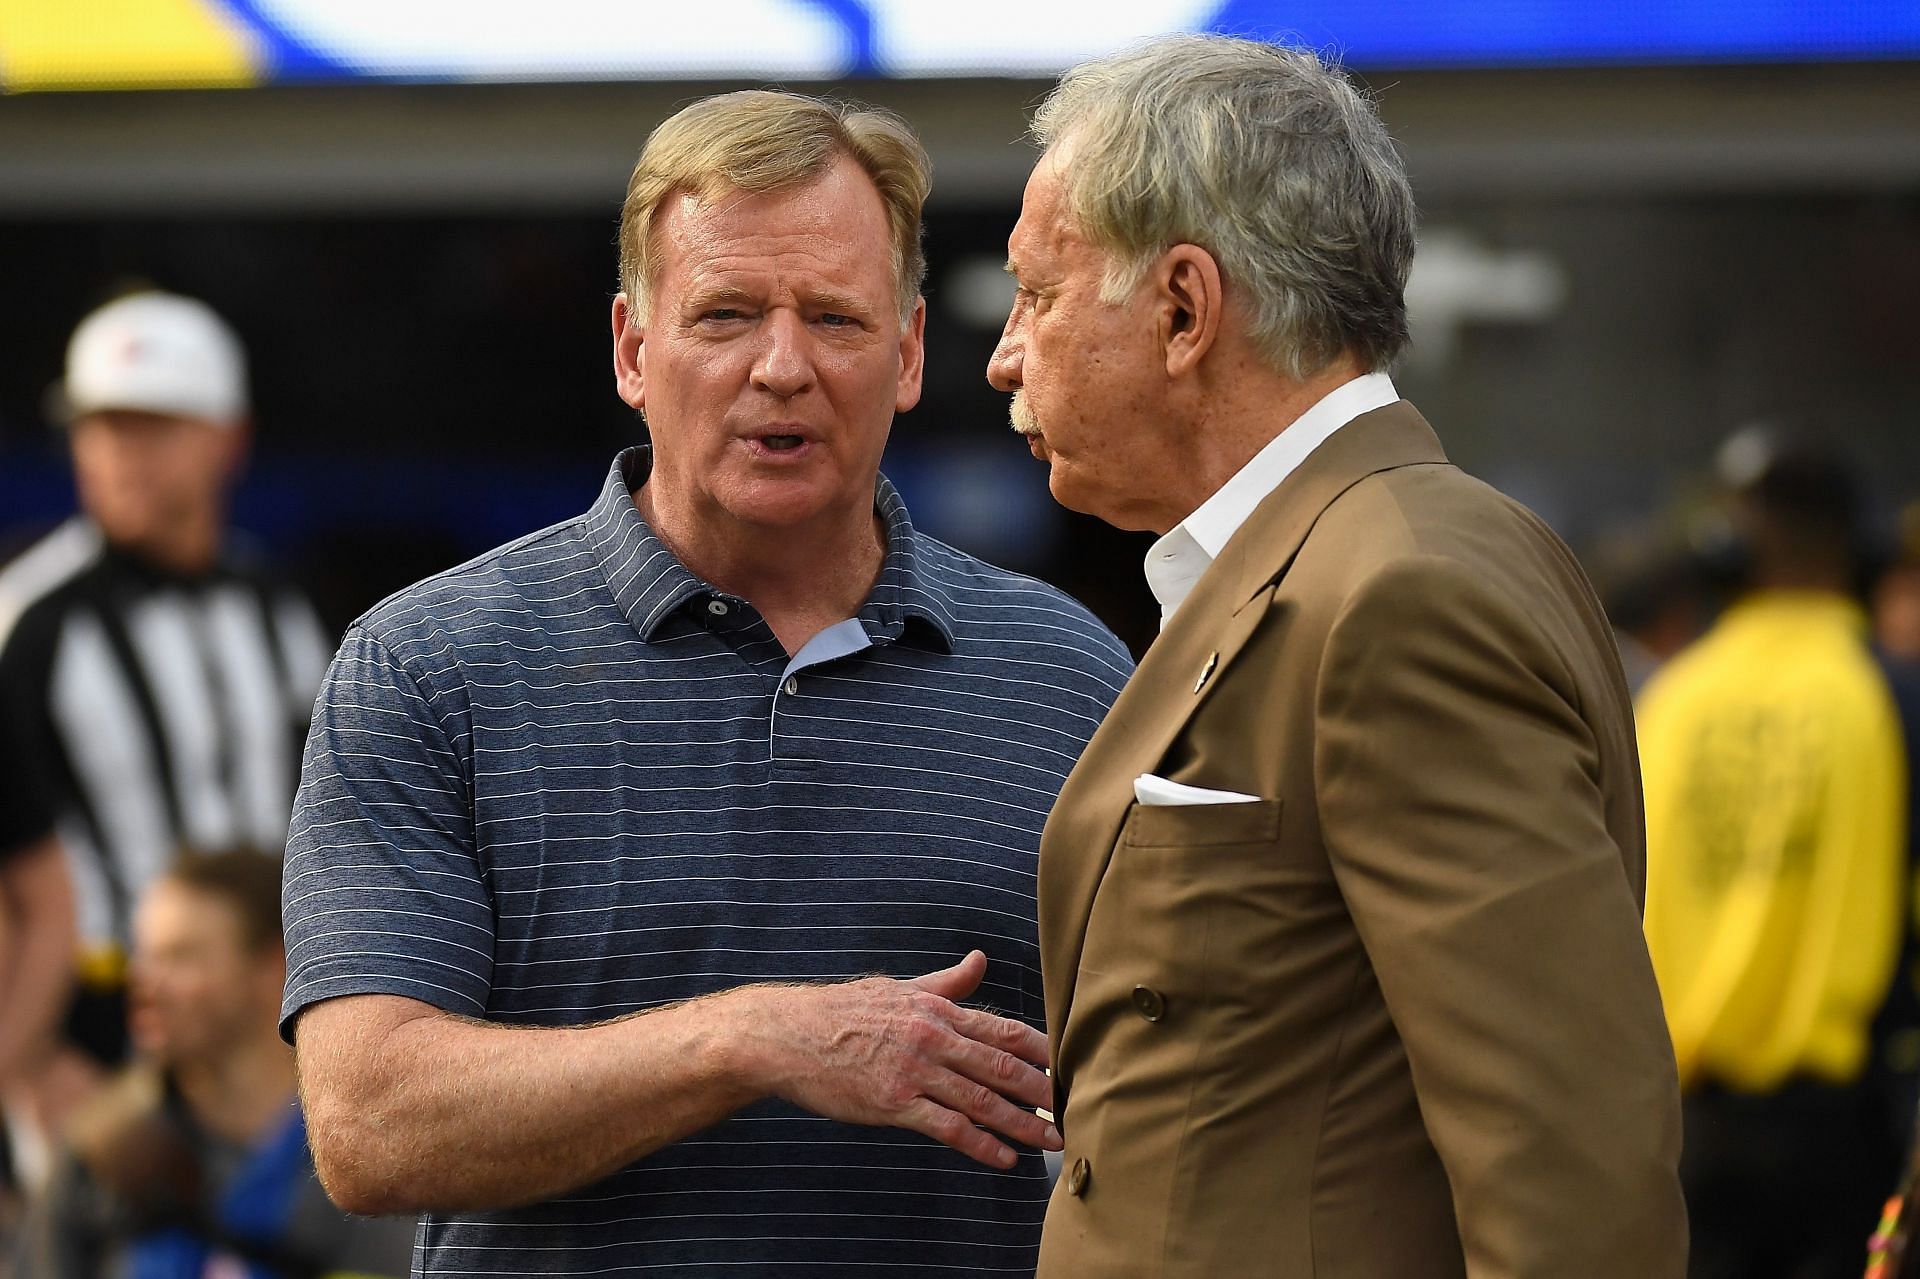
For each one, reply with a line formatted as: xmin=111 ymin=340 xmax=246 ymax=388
xmin=0 ymin=518 xmax=330 ymax=976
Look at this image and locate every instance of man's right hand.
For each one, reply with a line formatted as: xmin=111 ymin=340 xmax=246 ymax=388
xmin=733 ymin=949 xmax=1060 ymax=1169
xmin=295 ymin=953 xmax=1057 ymax=1215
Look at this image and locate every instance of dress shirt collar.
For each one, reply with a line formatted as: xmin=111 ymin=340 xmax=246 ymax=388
xmin=1145 ymin=372 xmax=1400 ymax=626
xmin=582 ymin=446 xmax=956 ymax=651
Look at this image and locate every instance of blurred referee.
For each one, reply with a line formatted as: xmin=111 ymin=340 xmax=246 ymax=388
xmin=0 ymin=291 xmax=330 ymax=1165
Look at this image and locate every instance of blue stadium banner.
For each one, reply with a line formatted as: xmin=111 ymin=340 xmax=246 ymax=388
xmin=4 ymin=0 xmax=1917 ymax=92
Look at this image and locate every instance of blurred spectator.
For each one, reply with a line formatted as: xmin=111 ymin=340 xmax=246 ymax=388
xmin=0 ymin=292 xmax=332 ymax=1148
xmin=1876 ymin=504 xmax=1920 ymax=667
xmin=1641 ymin=430 xmax=1909 ymax=1279
xmin=0 ymin=720 xmax=76 ymax=1235
xmin=1587 ymin=520 xmax=1710 ymax=693
xmin=1868 ymin=504 xmax=1920 ymax=1278
xmin=13 ymin=850 xmax=411 ymax=1277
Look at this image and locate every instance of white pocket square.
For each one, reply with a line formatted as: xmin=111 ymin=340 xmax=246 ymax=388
xmin=1133 ymin=773 xmax=1263 ymax=807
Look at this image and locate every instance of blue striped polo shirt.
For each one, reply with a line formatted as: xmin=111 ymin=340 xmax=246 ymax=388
xmin=281 ymin=447 xmax=1133 ymax=1277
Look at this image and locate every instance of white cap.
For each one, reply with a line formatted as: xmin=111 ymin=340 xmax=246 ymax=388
xmin=58 ymin=291 xmax=249 ymax=426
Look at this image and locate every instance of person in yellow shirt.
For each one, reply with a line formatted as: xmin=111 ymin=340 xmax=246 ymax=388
xmin=1642 ymin=433 xmax=1909 ymax=1279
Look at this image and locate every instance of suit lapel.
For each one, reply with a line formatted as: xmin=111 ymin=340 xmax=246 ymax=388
xmin=1039 ymin=401 xmax=1451 ymax=1089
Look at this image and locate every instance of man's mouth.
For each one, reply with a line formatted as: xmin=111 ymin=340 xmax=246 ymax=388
xmin=1008 ymin=395 xmax=1047 ymax=459
xmin=744 ymin=428 xmax=813 ymax=457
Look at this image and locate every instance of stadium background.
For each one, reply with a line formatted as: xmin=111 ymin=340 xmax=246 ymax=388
xmin=2 ymin=1 xmax=1918 ymax=653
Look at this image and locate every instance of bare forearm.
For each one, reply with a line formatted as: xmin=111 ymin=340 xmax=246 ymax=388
xmin=297 ymin=952 xmax=1057 ymax=1217
xmin=0 ymin=838 xmax=77 ymax=1087
xmin=298 ymin=990 xmax=764 ymax=1215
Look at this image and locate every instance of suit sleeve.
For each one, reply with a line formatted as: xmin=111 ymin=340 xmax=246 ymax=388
xmin=1314 ymin=555 xmax=1686 ymax=1278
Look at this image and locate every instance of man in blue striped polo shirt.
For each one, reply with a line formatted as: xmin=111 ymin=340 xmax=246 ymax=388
xmin=280 ymin=91 xmax=1133 ymax=1277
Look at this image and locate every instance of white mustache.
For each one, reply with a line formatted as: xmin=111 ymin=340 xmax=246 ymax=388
xmin=1009 ymin=392 xmax=1039 ymax=437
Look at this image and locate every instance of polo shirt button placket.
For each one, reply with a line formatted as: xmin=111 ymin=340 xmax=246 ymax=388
xmin=784 ymin=676 xmax=800 ymax=697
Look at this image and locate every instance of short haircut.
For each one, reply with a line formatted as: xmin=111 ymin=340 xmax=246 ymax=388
xmin=1739 ymin=437 xmax=1862 ymax=555
xmin=1033 ymin=34 xmax=1417 ymax=379
xmin=617 ymin=90 xmax=931 ymax=325
xmin=163 ymin=850 xmax=285 ymax=953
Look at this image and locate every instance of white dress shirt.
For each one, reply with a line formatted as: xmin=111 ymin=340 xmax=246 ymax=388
xmin=1145 ymin=372 xmax=1400 ymax=627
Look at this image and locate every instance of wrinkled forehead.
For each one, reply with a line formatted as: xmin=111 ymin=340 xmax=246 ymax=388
xmin=667 ymin=162 xmax=887 ymax=258
xmin=1019 ymin=145 xmax=1071 ymax=221
xmin=655 ymin=167 xmax=897 ymax=310
xmin=1010 ymin=149 xmax=1096 ymax=268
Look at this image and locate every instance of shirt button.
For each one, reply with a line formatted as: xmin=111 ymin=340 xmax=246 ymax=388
xmin=1132 ymin=986 xmax=1166 ymax=1022
xmin=1066 ymin=1157 xmax=1090 ymax=1196
xmin=784 ymin=676 xmax=800 ymax=696
xmin=707 ymin=599 xmax=729 ymax=616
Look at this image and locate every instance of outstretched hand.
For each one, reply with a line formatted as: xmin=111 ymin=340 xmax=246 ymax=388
xmin=739 ymin=950 xmax=1060 ymax=1169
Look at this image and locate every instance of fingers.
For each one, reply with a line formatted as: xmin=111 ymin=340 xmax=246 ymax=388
xmin=909 ymin=948 xmax=987 ymax=1001
xmin=948 ymin=1003 xmax=1051 ymax=1070
xmin=893 ymin=1062 xmax=1063 ymax=1169
xmin=773 ymin=956 xmax=1061 ymax=1169
xmin=897 ymin=1096 xmax=1021 ymax=1169
xmin=923 ymin=1068 xmax=1063 ymax=1154
xmin=937 ymin=1032 xmax=1052 ymax=1111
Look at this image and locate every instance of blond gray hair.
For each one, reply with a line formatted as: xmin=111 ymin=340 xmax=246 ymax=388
xmin=1034 ymin=35 xmax=1416 ymax=378
xmin=618 ymin=90 xmax=930 ymax=325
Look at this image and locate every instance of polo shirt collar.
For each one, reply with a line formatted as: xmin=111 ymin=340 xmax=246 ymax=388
xmin=863 ymin=474 xmax=957 ymax=653
xmin=581 ymin=446 xmax=955 ymax=652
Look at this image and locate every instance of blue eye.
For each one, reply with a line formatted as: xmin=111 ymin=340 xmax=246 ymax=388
xmin=820 ymin=313 xmax=855 ymax=327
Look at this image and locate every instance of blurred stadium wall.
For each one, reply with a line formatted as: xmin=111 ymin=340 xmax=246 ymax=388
xmin=2 ymin=3 xmax=1917 ymax=649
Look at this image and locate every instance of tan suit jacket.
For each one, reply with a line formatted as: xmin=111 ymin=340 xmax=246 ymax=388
xmin=1036 ymin=402 xmax=1686 ymax=1277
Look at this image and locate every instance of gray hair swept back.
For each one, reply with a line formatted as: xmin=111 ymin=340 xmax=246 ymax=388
xmin=1033 ymin=34 xmax=1416 ymax=379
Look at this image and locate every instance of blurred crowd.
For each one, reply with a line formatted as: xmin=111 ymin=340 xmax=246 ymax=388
xmin=0 ymin=269 xmax=1915 ymax=1276
xmin=0 ymin=294 xmax=408 ymax=1277
xmin=1597 ymin=430 xmax=1920 ymax=1278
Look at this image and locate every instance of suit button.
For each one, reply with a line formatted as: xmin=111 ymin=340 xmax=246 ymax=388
xmin=1132 ymin=985 xmax=1166 ymax=1022
xmin=1067 ymin=1157 xmax=1091 ymax=1196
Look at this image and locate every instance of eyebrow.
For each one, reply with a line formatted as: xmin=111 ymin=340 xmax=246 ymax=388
xmin=682 ymin=285 xmax=874 ymax=318
xmin=683 ymin=285 xmax=756 ymax=311
xmin=808 ymin=290 xmax=873 ymax=317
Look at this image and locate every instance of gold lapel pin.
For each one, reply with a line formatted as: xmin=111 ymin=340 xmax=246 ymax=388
xmin=1194 ymin=651 xmax=1219 ymax=694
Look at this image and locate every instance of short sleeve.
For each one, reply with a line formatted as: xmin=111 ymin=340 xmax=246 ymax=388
xmin=0 ymin=721 xmax=55 ymax=860
xmin=280 ymin=625 xmax=493 ymax=1040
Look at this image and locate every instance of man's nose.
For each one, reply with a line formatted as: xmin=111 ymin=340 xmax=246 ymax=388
xmin=753 ymin=311 xmax=815 ymax=399
xmin=986 ymin=326 xmax=1022 ymax=393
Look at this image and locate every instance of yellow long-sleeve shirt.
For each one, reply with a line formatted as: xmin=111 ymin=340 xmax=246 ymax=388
xmin=1641 ymin=591 xmax=1908 ymax=1092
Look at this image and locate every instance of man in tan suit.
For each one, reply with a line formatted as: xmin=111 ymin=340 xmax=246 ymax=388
xmin=988 ymin=35 xmax=1687 ymax=1277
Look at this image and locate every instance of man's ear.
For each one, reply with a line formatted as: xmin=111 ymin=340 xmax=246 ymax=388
xmin=222 ymin=418 xmax=254 ymax=482
xmin=611 ymin=293 xmax=646 ymax=410
xmin=895 ymin=296 xmax=927 ymax=414
xmin=1156 ymin=244 xmax=1223 ymax=379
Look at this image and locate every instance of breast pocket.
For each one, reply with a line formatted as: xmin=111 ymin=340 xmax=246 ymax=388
xmin=1078 ymin=798 xmax=1284 ymax=992
xmin=1120 ymin=798 xmax=1283 ymax=849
